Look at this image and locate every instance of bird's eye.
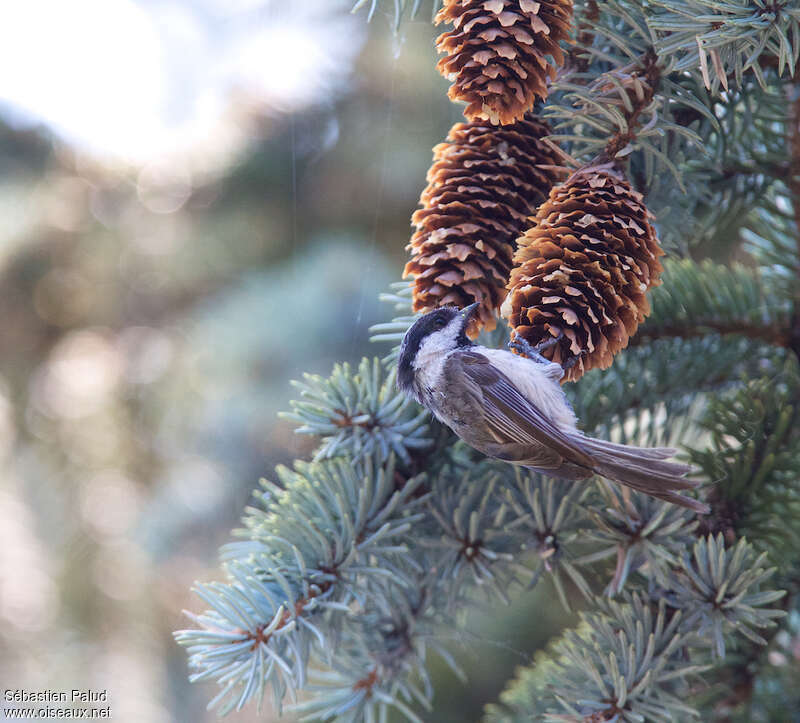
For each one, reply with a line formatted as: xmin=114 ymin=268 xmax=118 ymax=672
xmin=435 ymin=317 xmax=447 ymax=329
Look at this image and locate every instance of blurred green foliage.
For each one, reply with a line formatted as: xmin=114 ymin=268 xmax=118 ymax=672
xmin=0 ymin=10 xmax=512 ymax=722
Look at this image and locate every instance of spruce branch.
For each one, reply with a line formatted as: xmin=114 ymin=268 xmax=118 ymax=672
xmin=667 ymin=534 xmax=786 ymax=658
xmin=487 ymin=594 xmax=708 ymax=722
xmin=351 ymin=0 xmax=442 ymax=28
xmin=175 ymin=557 xmax=334 ymax=716
xmin=418 ymin=458 xmax=597 ymax=610
xmin=174 ymin=453 xmax=430 ymax=714
xmin=636 ymin=258 xmax=795 ymax=349
xmin=689 ymin=360 xmax=800 ymax=562
xmin=289 ymin=575 xmax=452 ymax=722
xmin=424 ymin=465 xmax=517 ymax=603
xmin=583 ymin=483 xmax=699 ymax=595
xmin=602 ymin=48 xmax=661 ymax=160
xmin=788 ymin=77 xmax=800 ymax=360
xmin=281 ymin=357 xmax=433 ymax=466
xmin=503 ymin=468 xmax=595 ymax=609
xmin=225 ymin=455 xmax=430 ymax=570
xmin=700 ymin=595 xmax=800 ymax=721
xmin=487 ymin=537 xmax=786 ymax=721
xmin=648 ymin=75 xmax=788 ymax=251
xmin=543 ymin=0 xmax=704 ymax=184
xmin=370 ymin=282 xmax=419 ymax=361
xmin=647 ymin=0 xmax=800 ymax=90
xmin=569 ymin=335 xmax=784 ymax=446
xmin=569 ymin=0 xmax=600 ymax=75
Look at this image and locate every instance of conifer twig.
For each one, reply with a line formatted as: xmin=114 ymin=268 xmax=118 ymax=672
xmin=632 ymin=321 xmax=794 ymax=348
xmin=603 ymin=49 xmax=662 ymax=160
xmin=789 ymin=79 xmax=800 ymax=361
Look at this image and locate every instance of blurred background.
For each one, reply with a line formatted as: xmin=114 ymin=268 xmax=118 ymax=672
xmin=0 ymin=2 xmax=571 ymax=721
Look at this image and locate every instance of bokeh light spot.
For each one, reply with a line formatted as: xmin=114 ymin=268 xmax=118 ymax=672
xmin=33 ymin=330 xmax=122 ymax=419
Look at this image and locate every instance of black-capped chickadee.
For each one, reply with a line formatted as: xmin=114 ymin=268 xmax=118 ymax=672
xmin=397 ymin=303 xmax=709 ymax=513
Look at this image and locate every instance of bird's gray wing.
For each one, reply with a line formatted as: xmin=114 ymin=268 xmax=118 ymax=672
xmin=450 ymin=349 xmax=594 ymax=470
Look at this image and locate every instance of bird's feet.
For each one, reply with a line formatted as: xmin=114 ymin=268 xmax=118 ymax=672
xmin=508 ymin=333 xmax=563 ymax=365
xmin=509 ymin=332 xmax=588 ymax=375
xmin=562 ymin=353 xmax=584 ymax=371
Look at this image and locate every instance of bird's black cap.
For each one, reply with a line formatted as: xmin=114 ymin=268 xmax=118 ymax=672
xmin=397 ymin=304 xmax=478 ymax=394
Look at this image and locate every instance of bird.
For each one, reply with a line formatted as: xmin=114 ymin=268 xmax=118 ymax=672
xmin=396 ymin=303 xmax=709 ymax=513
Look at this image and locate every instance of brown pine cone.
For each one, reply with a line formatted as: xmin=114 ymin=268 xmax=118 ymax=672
xmin=405 ymin=115 xmax=565 ymax=336
xmin=436 ymin=0 xmax=573 ymax=125
xmin=502 ymin=164 xmax=664 ymax=382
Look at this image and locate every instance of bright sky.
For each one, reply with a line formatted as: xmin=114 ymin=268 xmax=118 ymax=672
xmin=0 ymin=0 xmax=362 ymax=168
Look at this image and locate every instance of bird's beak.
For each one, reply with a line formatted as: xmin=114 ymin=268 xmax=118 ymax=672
xmin=461 ymin=302 xmax=480 ymax=323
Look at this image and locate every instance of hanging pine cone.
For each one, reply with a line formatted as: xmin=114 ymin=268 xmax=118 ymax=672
xmin=436 ymin=0 xmax=573 ymax=125
xmin=502 ymin=164 xmax=664 ymax=382
xmin=405 ymin=115 xmax=565 ymax=336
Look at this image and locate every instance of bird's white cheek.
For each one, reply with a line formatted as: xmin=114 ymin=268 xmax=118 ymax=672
xmin=412 ymin=334 xmax=452 ymax=389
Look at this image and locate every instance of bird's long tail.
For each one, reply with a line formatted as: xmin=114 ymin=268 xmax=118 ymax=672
xmin=579 ymin=436 xmax=710 ymax=514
